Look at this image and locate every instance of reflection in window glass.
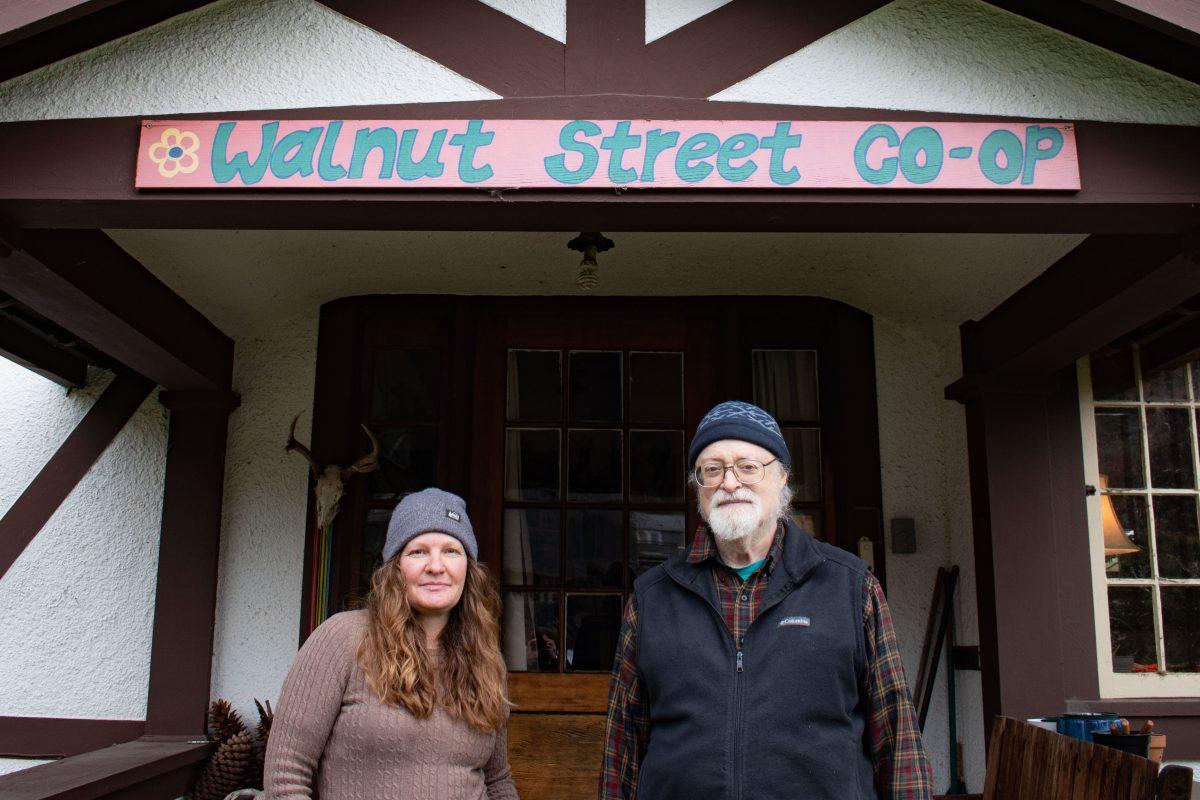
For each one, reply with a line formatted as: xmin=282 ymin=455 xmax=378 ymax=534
xmin=565 ymin=593 xmax=622 ymax=672
xmin=1147 ymin=408 xmax=1195 ymax=489
xmin=569 ymin=351 xmax=621 ymax=422
xmin=629 ymin=511 xmax=686 ymax=578
xmin=629 ymin=430 xmax=684 ymax=503
xmin=502 ymin=592 xmax=560 ymax=672
xmin=566 ymin=510 xmax=623 ymax=588
xmin=1143 ymin=364 xmax=1189 ymax=402
xmin=1107 ymin=587 xmax=1157 ymax=673
xmin=629 ymin=352 xmax=683 ymax=423
xmin=1153 ymin=496 xmax=1200 ymax=579
xmin=372 ymin=348 xmax=439 ymax=421
xmin=504 ymin=429 xmax=560 ymax=502
xmin=752 ymin=350 xmax=818 ymax=422
xmin=1091 ymin=348 xmax=1138 ymax=402
xmin=792 ymin=509 xmax=823 ymax=538
xmin=1161 ymin=588 xmax=1200 ymax=673
xmin=503 ymin=509 xmax=561 ymax=586
xmin=361 ymin=506 xmax=393 ymax=579
xmin=507 ymin=350 xmax=561 ymax=422
xmin=782 ymin=428 xmax=821 ymax=503
xmin=370 ymin=427 xmax=438 ymax=500
xmin=1095 ymin=408 xmax=1144 ymax=489
xmin=568 ymin=429 xmax=622 ymax=502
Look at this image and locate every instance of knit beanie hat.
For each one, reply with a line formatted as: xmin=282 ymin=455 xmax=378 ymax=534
xmin=687 ymin=401 xmax=791 ymax=469
xmin=382 ymin=488 xmax=478 ymax=563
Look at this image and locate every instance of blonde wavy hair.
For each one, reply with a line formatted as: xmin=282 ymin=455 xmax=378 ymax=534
xmin=357 ymin=554 xmax=509 ymax=732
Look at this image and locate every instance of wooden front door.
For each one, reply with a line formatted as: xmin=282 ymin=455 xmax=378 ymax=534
xmin=469 ymin=306 xmax=718 ymax=799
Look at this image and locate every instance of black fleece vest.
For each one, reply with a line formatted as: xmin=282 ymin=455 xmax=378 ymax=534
xmin=632 ymin=519 xmax=877 ymax=800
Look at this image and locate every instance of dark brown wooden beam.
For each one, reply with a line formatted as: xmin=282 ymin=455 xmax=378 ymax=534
xmin=0 ymin=312 xmax=87 ymax=388
xmin=0 ymin=369 xmax=154 ymax=579
xmin=983 ymin=0 xmax=1200 ymax=85
xmin=0 ymin=102 xmax=1197 ymax=233
xmin=316 ymin=0 xmax=565 ymax=96
xmin=0 ymin=717 xmax=144 ymax=758
xmin=0 ymin=736 xmax=211 ymax=800
xmin=644 ymin=0 xmax=889 ymax=97
xmin=1142 ymin=314 xmax=1200 ymax=372
xmin=966 ymin=235 xmax=1200 ymax=377
xmin=143 ymin=390 xmax=239 ymax=736
xmin=0 ymin=0 xmax=217 ymax=83
xmin=0 ymin=230 xmax=234 ymax=391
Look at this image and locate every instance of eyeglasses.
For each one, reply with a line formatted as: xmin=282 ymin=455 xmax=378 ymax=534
xmin=693 ymin=458 xmax=778 ymax=488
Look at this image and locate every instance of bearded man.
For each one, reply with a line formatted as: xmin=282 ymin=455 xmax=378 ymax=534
xmin=599 ymin=401 xmax=932 ymax=800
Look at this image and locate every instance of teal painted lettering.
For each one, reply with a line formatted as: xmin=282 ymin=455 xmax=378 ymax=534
xmin=212 ymin=121 xmax=276 ymax=185
xmin=898 ymin=126 xmax=943 ymax=184
xmin=761 ymin=122 xmax=802 ymax=185
xmin=397 ymin=128 xmax=447 ymax=181
xmin=979 ymin=130 xmax=1022 ymax=184
xmin=600 ymin=121 xmax=641 ymax=184
xmin=675 ymin=132 xmax=720 ymax=183
xmin=317 ymin=121 xmax=347 ymax=181
xmin=1021 ymin=125 xmax=1063 ymax=186
xmin=853 ymin=124 xmax=899 ymax=185
xmin=349 ymin=127 xmax=398 ymax=179
xmin=544 ymin=120 xmax=601 ymax=185
xmin=270 ymin=126 xmax=322 ymax=180
xmin=716 ymin=133 xmax=758 ymax=182
xmin=448 ymin=119 xmax=495 ymax=183
xmin=640 ymin=129 xmax=679 ymax=183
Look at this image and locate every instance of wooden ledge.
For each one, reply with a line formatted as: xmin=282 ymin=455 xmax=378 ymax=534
xmin=0 ymin=736 xmax=212 ymax=800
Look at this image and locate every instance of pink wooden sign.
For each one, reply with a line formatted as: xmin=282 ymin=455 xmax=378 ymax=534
xmin=136 ymin=119 xmax=1079 ymax=190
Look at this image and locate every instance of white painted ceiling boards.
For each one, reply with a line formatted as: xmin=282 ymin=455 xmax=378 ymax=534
xmin=645 ymin=0 xmax=732 ymax=43
xmin=479 ymin=0 xmax=566 ymax=42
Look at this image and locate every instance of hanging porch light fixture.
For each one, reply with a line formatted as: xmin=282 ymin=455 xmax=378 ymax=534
xmin=567 ymin=232 xmax=614 ymax=290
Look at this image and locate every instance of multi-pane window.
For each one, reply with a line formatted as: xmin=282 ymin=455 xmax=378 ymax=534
xmin=1086 ymin=348 xmax=1200 ymax=677
xmin=751 ymin=350 xmax=823 ymax=537
xmin=501 ymin=349 xmax=688 ymax=672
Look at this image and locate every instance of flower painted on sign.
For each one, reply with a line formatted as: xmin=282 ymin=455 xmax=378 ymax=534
xmin=147 ymin=128 xmax=200 ymax=178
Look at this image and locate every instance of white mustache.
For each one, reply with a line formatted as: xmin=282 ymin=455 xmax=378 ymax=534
xmin=710 ymin=487 xmax=760 ymax=508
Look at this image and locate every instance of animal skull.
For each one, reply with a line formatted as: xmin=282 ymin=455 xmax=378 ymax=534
xmin=286 ymin=415 xmax=380 ymax=529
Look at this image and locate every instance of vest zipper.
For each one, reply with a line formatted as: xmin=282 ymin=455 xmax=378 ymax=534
xmin=736 ymin=650 xmax=744 ymax=673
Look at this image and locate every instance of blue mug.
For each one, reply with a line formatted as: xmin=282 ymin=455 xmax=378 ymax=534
xmin=1056 ymin=712 xmax=1120 ymax=742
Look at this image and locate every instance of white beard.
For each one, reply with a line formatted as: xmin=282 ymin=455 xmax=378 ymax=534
xmin=703 ymin=487 xmax=768 ymax=543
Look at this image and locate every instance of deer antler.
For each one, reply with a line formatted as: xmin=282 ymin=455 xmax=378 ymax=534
xmin=285 ymin=414 xmax=320 ymax=480
xmin=343 ymin=424 xmax=381 ymax=478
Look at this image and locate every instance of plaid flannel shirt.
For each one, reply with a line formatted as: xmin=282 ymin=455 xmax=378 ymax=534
xmin=599 ymin=524 xmax=933 ymax=800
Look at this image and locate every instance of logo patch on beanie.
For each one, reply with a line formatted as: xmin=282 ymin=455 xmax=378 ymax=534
xmin=446 ymin=509 xmax=461 ymax=522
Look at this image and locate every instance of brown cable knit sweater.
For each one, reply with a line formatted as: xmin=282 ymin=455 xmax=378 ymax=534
xmin=264 ymin=610 xmax=519 ymax=800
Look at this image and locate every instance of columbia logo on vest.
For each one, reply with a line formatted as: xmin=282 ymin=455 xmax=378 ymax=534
xmin=778 ymin=615 xmax=811 ymax=627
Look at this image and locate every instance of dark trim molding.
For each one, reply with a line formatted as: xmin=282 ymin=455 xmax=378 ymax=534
xmin=983 ymin=0 xmax=1200 ymax=85
xmin=0 ymin=105 xmax=1196 ymax=234
xmin=316 ymin=0 xmax=564 ymax=97
xmin=0 ymin=736 xmax=211 ymax=800
xmin=0 ymin=230 xmax=234 ymax=391
xmin=143 ymin=390 xmax=239 ymax=736
xmin=0 ymin=370 xmax=154 ymax=579
xmin=0 ymin=1 xmax=216 ymax=83
xmin=965 ymin=235 xmax=1200 ymax=377
xmin=0 ymin=717 xmax=144 ymax=758
xmin=0 ymin=311 xmax=87 ymax=388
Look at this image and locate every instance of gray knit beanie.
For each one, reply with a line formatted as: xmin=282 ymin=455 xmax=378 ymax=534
xmin=382 ymin=488 xmax=478 ymax=562
xmin=687 ymin=400 xmax=791 ymax=469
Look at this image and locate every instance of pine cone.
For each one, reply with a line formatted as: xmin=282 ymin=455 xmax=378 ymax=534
xmin=244 ymin=699 xmax=274 ymax=789
xmin=208 ymin=699 xmax=246 ymax=744
xmin=253 ymin=698 xmax=273 ymax=742
xmin=189 ymin=731 xmax=254 ymax=800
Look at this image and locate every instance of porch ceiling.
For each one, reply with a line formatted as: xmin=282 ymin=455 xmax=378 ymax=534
xmin=104 ymin=229 xmax=1085 ymax=340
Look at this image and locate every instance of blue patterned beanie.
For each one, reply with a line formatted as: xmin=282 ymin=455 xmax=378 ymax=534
xmin=688 ymin=401 xmax=791 ymax=469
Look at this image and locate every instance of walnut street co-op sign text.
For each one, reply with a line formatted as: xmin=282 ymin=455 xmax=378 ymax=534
xmin=135 ymin=119 xmax=1080 ymax=190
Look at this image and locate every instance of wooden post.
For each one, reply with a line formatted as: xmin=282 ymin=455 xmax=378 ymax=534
xmin=143 ymin=390 xmax=239 ymax=736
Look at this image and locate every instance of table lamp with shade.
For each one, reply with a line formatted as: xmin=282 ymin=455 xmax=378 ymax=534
xmin=1100 ymin=475 xmax=1140 ymax=556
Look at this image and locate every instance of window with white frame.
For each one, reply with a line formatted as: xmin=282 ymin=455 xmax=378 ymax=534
xmin=1080 ymin=348 xmax=1200 ymax=695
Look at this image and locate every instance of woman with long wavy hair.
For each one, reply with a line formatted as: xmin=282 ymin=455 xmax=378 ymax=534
xmin=265 ymin=488 xmax=518 ymax=800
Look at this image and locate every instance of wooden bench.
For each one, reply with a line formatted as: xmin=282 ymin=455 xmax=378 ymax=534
xmin=973 ymin=716 xmax=1193 ymax=800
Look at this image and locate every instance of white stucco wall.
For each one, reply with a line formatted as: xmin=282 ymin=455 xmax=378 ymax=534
xmin=0 ymin=363 xmax=167 ymax=720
